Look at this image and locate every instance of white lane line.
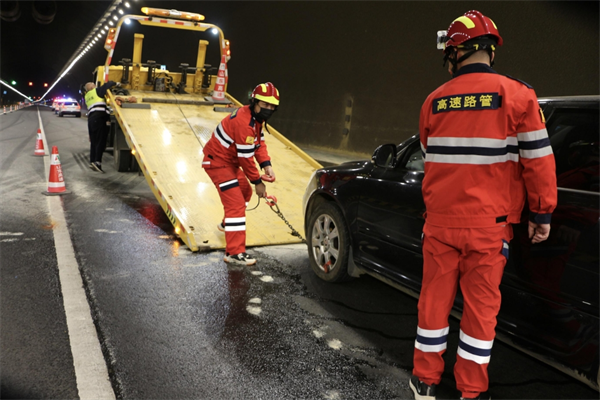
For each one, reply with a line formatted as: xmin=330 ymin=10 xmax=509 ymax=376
xmin=37 ymin=108 xmax=50 ymax=156
xmin=41 ymin=112 xmax=115 ymax=400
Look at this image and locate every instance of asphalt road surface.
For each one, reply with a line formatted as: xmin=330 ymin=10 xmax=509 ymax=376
xmin=1 ymin=106 xmax=597 ymax=399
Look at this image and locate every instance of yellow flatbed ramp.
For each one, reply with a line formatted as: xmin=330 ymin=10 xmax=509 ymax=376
xmin=110 ymin=90 xmax=320 ymax=252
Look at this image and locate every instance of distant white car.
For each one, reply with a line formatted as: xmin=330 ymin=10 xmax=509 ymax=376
xmin=52 ymin=99 xmax=65 ymax=112
xmin=58 ymin=100 xmax=81 ymax=117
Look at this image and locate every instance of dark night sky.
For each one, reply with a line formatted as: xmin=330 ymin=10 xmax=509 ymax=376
xmin=2 ymin=1 xmax=598 ymax=153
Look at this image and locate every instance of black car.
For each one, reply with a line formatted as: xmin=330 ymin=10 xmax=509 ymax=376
xmin=302 ymin=96 xmax=599 ymax=390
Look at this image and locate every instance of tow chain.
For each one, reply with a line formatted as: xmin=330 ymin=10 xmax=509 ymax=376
xmin=264 ymin=195 xmax=306 ymax=242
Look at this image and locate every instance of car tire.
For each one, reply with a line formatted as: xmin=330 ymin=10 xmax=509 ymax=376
xmin=307 ymin=201 xmax=353 ymax=283
xmin=58 ymin=112 xmax=63 ymax=117
xmin=76 ymin=113 xmax=81 ymax=118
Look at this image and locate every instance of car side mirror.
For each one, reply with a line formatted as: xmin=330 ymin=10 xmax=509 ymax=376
xmin=372 ymin=143 xmax=397 ymax=168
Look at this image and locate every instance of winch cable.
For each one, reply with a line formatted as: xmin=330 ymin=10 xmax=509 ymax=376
xmin=248 ymin=195 xmax=305 ymax=242
xmin=168 ymin=89 xmax=206 ymax=149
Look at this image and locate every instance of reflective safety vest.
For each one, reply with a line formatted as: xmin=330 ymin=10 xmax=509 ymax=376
xmin=420 ymin=63 xmax=557 ymax=228
xmin=85 ymin=88 xmax=108 ymax=116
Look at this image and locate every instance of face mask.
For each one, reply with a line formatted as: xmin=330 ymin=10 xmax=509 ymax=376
xmin=255 ymin=107 xmax=275 ymax=122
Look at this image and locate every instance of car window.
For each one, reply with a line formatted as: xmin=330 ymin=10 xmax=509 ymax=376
xmin=547 ymin=108 xmax=599 ymax=193
xmin=402 ymin=144 xmax=424 ymax=172
xmin=63 ymin=102 xmax=77 ymax=106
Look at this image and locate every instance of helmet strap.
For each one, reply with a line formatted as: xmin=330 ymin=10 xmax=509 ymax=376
xmin=444 ymin=45 xmax=494 ymax=73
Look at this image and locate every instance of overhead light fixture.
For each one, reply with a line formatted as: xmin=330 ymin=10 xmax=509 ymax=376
xmin=113 ymin=15 xmax=118 ymax=20
xmin=124 ymin=18 xmax=130 ymax=24
xmin=118 ymin=9 xmax=123 ymax=14
xmin=125 ymin=2 xmax=130 ymax=7
xmin=109 ymin=20 xmax=114 ymax=25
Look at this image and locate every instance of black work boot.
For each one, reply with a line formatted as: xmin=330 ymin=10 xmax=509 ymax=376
xmin=409 ymin=375 xmax=436 ymax=400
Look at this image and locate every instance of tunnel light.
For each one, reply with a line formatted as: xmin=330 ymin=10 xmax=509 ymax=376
xmin=118 ymin=9 xmax=123 ymax=14
xmin=125 ymin=2 xmax=130 ymax=7
xmin=104 ymin=25 xmax=109 ymax=30
xmin=109 ymin=20 xmax=114 ymax=25
xmin=113 ymin=15 xmax=118 ymax=20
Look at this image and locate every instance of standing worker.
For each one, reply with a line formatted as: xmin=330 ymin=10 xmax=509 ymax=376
xmin=202 ymin=82 xmax=279 ymax=266
xmin=410 ymin=10 xmax=557 ymax=400
xmin=82 ymin=80 xmax=120 ymax=172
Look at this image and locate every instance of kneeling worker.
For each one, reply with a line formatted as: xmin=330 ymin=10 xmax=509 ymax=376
xmin=82 ymin=80 xmax=120 ymax=172
xmin=202 ymin=82 xmax=279 ymax=266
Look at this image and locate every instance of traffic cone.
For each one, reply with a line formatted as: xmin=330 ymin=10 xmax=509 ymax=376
xmin=34 ymin=129 xmax=45 ymax=156
xmin=211 ymin=54 xmax=227 ymax=102
xmin=43 ymin=146 xmax=69 ymax=195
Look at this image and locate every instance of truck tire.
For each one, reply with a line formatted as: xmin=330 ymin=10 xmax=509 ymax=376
xmin=114 ymin=136 xmax=132 ymax=172
xmin=112 ymin=119 xmax=133 ymax=172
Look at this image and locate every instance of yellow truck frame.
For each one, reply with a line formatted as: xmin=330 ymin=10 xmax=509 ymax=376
xmin=96 ymin=8 xmax=321 ymax=251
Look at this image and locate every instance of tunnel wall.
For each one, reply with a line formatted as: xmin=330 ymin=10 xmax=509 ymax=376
xmin=220 ymin=1 xmax=599 ymax=156
xmin=40 ymin=1 xmax=599 ymax=157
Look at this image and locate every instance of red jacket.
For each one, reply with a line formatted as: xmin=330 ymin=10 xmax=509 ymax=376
xmin=420 ymin=64 xmax=557 ymax=228
xmin=202 ymin=105 xmax=271 ymax=184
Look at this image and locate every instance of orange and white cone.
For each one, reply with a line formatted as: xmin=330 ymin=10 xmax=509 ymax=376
xmin=211 ymin=54 xmax=227 ymax=102
xmin=43 ymin=146 xmax=69 ymax=195
xmin=34 ymin=129 xmax=45 ymax=156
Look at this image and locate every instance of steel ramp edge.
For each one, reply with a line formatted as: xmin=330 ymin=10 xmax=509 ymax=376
xmin=109 ymin=90 xmax=321 ymax=252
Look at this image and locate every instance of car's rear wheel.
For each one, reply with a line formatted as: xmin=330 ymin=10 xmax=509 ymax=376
xmin=307 ymin=201 xmax=352 ymax=282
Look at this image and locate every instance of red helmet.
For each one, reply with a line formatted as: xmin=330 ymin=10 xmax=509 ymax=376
xmin=251 ymin=82 xmax=280 ymax=106
xmin=445 ymin=10 xmax=502 ymax=49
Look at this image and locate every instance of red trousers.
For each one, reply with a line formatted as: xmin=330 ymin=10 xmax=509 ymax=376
xmin=413 ymin=222 xmax=513 ymax=398
xmin=205 ymin=166 xmax=253 ymax=255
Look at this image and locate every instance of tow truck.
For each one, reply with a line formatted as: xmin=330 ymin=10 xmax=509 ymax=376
xmin=94 ymin=7 xmax=321 ymax=252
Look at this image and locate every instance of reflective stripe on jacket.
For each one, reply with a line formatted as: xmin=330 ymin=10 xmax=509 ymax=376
xmin=202 ymin=105 xmax=271 ymax=184
xmin=420 ymin=63 xmax=557 ymax=228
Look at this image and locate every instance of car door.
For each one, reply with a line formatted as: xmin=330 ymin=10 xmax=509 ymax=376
xmin=355 ymin=138 xmax=426 ymax=286
xmin=500 ymin=102 xmax=599 ymax=367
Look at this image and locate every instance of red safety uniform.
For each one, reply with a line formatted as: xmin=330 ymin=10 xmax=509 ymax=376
xmin=413 ymin=63 xmax=557 ymax=397
xmin=202 ymin=105 xmax=271 ymax=255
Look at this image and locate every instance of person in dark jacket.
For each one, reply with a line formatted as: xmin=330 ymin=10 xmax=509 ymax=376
xmin=83 ymin=80 xmax=119 ymax=172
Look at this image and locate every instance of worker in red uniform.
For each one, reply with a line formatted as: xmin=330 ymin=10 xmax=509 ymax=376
xmin=202 ymin=82 xmax=279 ymax=266
xmin=409 ymin=10 xmax=557 ymax=400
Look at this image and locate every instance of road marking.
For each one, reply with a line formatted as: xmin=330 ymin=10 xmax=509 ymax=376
xmin=246 ymin=306 xmax=262 ymax=315
xmin=41 ymin=111 xmax=115 ymax=400
xmin=327 ymin=339 xmax=343 ymax=350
